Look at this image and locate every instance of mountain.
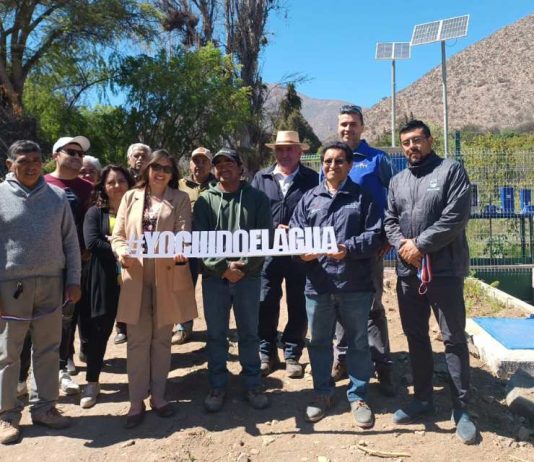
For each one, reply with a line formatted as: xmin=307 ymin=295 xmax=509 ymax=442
xmin=363 ymin=13 xmax=534 ymax=142
xmin=272 ymin=14 xmax=534 ymax=144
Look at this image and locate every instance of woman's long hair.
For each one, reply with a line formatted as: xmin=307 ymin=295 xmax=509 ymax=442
xmin=92 ymin=165 xmax=135 ymax=209
xmin=136 ymin=149 xmax=180 ymax=190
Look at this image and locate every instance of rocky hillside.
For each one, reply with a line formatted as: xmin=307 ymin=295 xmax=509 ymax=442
xmin=363 ymin=13 xmax=534 ymax=142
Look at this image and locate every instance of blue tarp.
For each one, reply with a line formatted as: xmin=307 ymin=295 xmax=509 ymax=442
xmin=472 ymin=317 xmax=534 ymax=350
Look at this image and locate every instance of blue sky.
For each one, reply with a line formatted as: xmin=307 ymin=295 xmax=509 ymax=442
xmin=260 ymin=1 xmax=534 ymax=107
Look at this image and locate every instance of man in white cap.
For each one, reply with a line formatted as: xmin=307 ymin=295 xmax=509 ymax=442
xmin=45 ymin=136 xmax=92 ymax=395
xmin=173 ymin=146 xmax=216 ymax=344
xmin=252 ymin=131 xmax=318 ymax=378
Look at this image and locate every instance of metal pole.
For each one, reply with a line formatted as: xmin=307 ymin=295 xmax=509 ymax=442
xmin=441 ymin=40 xmax=449 ymax=158
xmin=391 ymin=59 xmax=396 ymax=148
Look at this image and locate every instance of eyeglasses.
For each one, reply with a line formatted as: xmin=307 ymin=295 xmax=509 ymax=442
xmin=61 ymin=148 xmax=84 ymax=157
xmin=150 ymin=163 xmax=173 ymax=174
xmin=323 ymin=158 xmax=347 ymax=166
xmin=400 ymin=136 xmax=427 ymax=148
xmin=339 ymin=104 xmax=363 ymax=115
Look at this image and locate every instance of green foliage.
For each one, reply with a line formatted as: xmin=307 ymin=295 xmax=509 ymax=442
xmin=116 ymin=44 xmax=251 ymax=159
xmin=272 ymin=83 xmax=321 ymax=153
xmin=464 ymin=276 xmax=505 ymax=316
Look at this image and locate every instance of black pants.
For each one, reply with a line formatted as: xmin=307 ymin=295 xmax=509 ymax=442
xmin=397 ymin=275 xmax=470 ymax=409
xmin=258 ymin=256 xmax=307 ymax=361
xmin=79 ymin=308 xmax=116 ymax=382
xmin=335 ymin=256 xmax=391 ymax=368
xmin=19 ymin=332 xmax=32 ymax=382
xmin=59 ymin=301 xmax=79 ymax=370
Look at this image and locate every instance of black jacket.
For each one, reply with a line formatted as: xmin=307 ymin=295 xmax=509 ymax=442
xmin=251 ymin=163 xmax=318 ymax=228
xmin=82 ymin=206 xmax=120 ymax=318
xmin=384 ymin=152 xmax=471 ymax=278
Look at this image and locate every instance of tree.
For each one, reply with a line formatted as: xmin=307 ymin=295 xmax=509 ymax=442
xmin=0 ymin=0 xmax=157 ymax=119
xmin=272 ymin=83 xmax=321 ymax=153
xmin=116 ymin=44 xmax=250 ymax=159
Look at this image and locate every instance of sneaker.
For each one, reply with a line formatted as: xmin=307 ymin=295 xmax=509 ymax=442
xmin=114 ymin=332 xmax=127 ymax=344
xmin=245 ymin=388 xmax=269 ymax=410
xmin=32 ymin=407 xmax=71 ymax=429
xmin=171 ymin=329 xmax=191 ymax=345
xmin=59 ymin=370 xmax=80 ymax=395
xmin=452 ymin=410 xmax=478 ymax=445
xmin=285 ymin=359 xmax=304 ymax=379
xmin=350 ymin=400 xmax=375 ymax=429
xmin=204 ymin=389 xmax=226 ymax=413
xmin=0 ymin=419 xmax=20 ymax=445
xmin=260 ymin=355 xmax=280 ymax=377
xmin=16 ymin=381 xmax=28 ymax=398
xmin=80 ymin=382 xmax=100 ymax=409
xmin=331 ymin=361 xmax=348 ymax=382
xmin=305 ymin=395 xmax=333 ymax=422
xmin=376 ymin=365 xmax=396 ymax=397
xmin=66 ymin=358 xmax=77 ymax=376
xmin=393 ymin=399 xmax=435 ymax=424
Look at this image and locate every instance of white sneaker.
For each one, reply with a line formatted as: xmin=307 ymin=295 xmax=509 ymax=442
xmin=80 ymin=382 xmax=100 ymax=409
xmin=59 ymin=370 xmax=80 ymax=395
xmin=16 ymin=381 xmax=28 ymax=398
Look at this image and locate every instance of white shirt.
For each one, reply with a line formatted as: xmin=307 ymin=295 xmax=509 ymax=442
xmin=273 ymin=165 xmax=300 ymax=197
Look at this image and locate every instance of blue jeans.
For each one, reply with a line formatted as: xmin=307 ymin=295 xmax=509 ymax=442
xmin=202 ymin=275 xmax=262 ymax=391
xmin=306 ymin=291 xmax=373 ymax=403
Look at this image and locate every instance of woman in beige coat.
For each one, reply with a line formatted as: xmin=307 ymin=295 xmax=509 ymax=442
xmin=112 ymin=149 xmax=197 ymax=428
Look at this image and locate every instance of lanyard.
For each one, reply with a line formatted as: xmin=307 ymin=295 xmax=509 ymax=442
xmin=0 ymin=300 xmax=69 ymax=322
xmin=417 ymin=254 xmax=432 ymax=295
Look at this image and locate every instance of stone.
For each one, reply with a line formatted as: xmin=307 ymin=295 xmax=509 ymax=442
xmin=236 ymin=453 xmax=249 ymax=462
xmin=317 ymin=457 xmax=330 ymax=462
xmin=121 ymin=440 xmax=136 ymax=448
xmin=506 ymin=369 xmax=534 ymax=419
xmin=262 ymin=436 xmax=276 ymax=447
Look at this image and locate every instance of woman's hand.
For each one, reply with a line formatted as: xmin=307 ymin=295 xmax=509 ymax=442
xmin=174 ymin=254 xmax=189 ymax=264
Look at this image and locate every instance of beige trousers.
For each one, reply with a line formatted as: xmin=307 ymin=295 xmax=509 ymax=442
xmin=126 ymin=259 xmax=173 ymax=403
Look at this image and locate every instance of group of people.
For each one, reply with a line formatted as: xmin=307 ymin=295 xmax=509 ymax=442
xmin=0 ymin=104 xmax=477 ymax=446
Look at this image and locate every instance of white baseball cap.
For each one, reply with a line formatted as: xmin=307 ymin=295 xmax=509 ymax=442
xmin=53 ymin=136 xmax=90 ymax=154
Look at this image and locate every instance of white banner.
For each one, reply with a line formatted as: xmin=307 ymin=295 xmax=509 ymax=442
xmin=127 ymin=226 xmax=338 ymax=258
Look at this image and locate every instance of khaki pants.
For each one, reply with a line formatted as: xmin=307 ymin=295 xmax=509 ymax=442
xmin=126 ymin=259 xmax=173 ymax=403
xmin=0 ymin=276 xmax=63 ymax=421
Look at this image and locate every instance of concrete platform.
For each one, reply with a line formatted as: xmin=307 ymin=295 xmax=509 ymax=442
xmin=466 ymin=318 xmax=534 ymax=378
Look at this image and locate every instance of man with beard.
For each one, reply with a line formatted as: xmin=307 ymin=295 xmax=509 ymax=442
xmin=384 ymin=119 xmax=476 ymax=444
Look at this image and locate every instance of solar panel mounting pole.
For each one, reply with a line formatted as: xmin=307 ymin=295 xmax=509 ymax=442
xmin=441 ymin=40 xmax=449 ymax=157
xmin=391 ymin=59 xmax=397 ymax=147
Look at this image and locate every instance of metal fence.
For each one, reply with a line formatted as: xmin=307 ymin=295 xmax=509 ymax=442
xmin=302 ymin=148 xmax=534 ymax=300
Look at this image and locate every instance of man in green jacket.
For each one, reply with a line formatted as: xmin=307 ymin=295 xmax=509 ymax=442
xmin=194 ymin=148 xmax=272 ymax=413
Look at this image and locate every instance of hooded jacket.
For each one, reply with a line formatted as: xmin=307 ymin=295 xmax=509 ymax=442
xmin=0 ymin=173 xmax=81 ymax=285
xmin=193 ymin=181 xmax=273 ymax=278
xmin=384 ymin=152 xmax=471 ymax=278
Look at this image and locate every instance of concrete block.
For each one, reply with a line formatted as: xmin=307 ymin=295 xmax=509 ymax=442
xmin=466 ymin=319 xmax=534 ymax=378
xmin=506 ymin=369 xmax=534 ymax=420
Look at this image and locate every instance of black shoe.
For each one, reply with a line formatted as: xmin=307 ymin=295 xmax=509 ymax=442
xmin=393 ymin=399 xmax=434 ymax=424
xmin=151 ymin=402 xmax=176 ymax=418
xmin=376 ymin=365 xmax=396 ymax=397
xmin=124 ymin=405 xmax=145 ymax=429
xmin=452 ymin=410 xmax=478 ymax=445
xmin=331 ymin=361 xmax=348 ymax=382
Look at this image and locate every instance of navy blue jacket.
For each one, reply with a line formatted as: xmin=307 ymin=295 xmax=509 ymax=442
xmin=251 ymin=163 xmax=318 ymax=228
xmin=289 ymin=178 xmax=383 ymax=295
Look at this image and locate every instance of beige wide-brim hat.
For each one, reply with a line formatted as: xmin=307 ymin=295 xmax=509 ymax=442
xmin=265 ymin=130 xmax=310 ymax=151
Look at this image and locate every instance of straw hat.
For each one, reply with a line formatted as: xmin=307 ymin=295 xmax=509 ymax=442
xmin=265 ymin=131 xmax=309 ymax=151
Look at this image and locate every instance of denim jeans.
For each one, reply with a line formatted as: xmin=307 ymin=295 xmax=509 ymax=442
xmin=202 ymin=275 xmax=262 ymax=391
xmin=306 ymin=291 xmax=373 ymax=403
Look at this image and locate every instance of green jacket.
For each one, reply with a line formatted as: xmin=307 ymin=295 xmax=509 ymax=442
xmin=193 ymin=180 xmax=272 ymax=278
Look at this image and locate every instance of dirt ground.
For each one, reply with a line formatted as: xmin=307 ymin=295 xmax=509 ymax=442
xmin=3 ymin=270 xmax=533 ymax=462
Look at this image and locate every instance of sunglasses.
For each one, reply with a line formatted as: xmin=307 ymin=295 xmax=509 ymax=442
xmin=339 ymin=104 xmax=363 ymax=115
xmin=323 ymin=158 xmax=347 ymax=166
xmin=150 ymin=163 xmax=173 ymax=174
xmin=61 ymin=148 xmax=84 ymax=157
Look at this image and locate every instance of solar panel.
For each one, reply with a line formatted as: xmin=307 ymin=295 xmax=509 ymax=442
xmin=440 ymin=15 xmax=469 ymax=41
xmin=376 ymin=42 xmax=410 ymax=60
xmin=411 ymin=20 xmax=440 ymax=46
xmin=411 ymin=15 xmax=469 ymax=45
xmin=394 ymin=42 xmax=411 ymax=60
xmin=376 ymin=42 xmax=394 ymax=60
